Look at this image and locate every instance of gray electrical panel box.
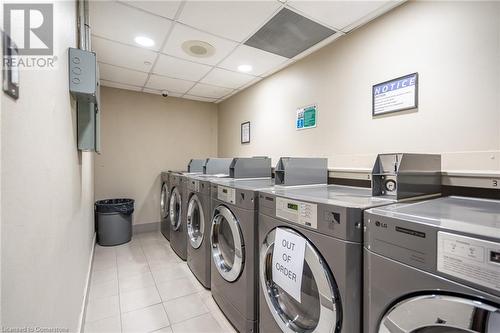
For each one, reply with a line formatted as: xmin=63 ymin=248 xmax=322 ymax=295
xmin=69 ymin=48 xmax=100 ymax=152
xmin=69 ymin=48 xmax=97 ymax=103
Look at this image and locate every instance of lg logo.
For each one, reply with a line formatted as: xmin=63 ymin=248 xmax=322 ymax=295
xmin=375 ymin=221 xmax=388 ymax=229
xmin=4 ymin=4 xmax=53 ymax=55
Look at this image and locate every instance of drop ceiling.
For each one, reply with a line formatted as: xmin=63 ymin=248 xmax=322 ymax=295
xmin=90 ymin=0 xmax=403 ymax=103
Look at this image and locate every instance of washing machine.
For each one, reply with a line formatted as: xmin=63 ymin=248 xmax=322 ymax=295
xmin=160 ymin=172 xmax=170 ymax=240
xmin=210 ymin=178 xmax=277 ymax=333
xmin=257 ymin=185 xmax=395 ymax=333
xmin=364 ymin=196 xmax=500 ymax=333
xmin=185 ymin=173 xmax=229 ymax=289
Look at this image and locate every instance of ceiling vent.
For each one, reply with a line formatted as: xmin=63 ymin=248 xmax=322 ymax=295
xmin=182 ymin=40 xmax=216 ymax=58
xmin=245 ymin=8 xmax=335 ymax=59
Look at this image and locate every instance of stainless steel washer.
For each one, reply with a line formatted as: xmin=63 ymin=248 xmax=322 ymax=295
xmin=210 ymin=178 xmax=276 ymax=333
xmin=364 ymin=196 xmax=500 ymax=333
xmin=185 ymin=174 xmax=229 ymax=289
xmin=169 ymin=172 xmax=196 ymax=261
xmin=257 ymin=185 xmax=394 ymax=333
xmin=160 ymin=172 xmax=170 ymax=240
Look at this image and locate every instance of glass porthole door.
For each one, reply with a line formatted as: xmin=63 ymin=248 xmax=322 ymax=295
xmin=379 ymin=295 xmax=500 ymax=333
xmin=160 ymin=182 xmax=168 ymax=219
xmin=260 ymin=227 xmax=342 ymax=333
xmin=169 ymin=187 xmax=182 ymax=231
xmin=210 ymin=205 xmax=244 ymax=282
xmin=187 ymin=194 xmax=205 ymax=249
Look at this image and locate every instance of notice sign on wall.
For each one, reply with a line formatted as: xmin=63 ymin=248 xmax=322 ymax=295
xmin=373 ymin=73 xmax=418 ymax=116
xmin=272 ymin=228 xmax=307 ymax=302
xmin=296 ymin=104 xmax=317 ymax=130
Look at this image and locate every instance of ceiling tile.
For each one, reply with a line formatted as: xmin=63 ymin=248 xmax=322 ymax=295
xmin=90 ymin=1 xmax=172 ymax=51
xmin=163 ymin=24 xmax=238 ymax=66
xmin=145 ymin=74 xmax=194 ymax=94
xmin=184 ymin=95 xmax=218 ymax=103
xmin=201 ymin=68 xmax=255 ymax=89
xmin=244 ymin=8 xmax=335 ymax=59
xmin=92 ymin=36 xmax=157 ymax=72
xmin=287 ymin=1 xmax=390 ymax=31
xmin=119 ymin=1 xmax=181 ymax=20
xmin=100 ymin=79 xmax=142 ymax=92
xmin=179 ymin=1 xmax=281 ymax=42
xmin=188 ymin=83 xmax=233 ymax=99
xmin=153 ymin=54 xmax=212 ymax=81
xmin=218 ymin=45 xmax=288 ymax=77
xmin=142 ymin=88 xmax=183 ymax=98
xmin=99 ymin=63 xmax=148 ymax=86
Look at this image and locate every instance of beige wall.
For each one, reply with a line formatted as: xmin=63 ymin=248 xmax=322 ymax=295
xmin=1 ymin=1 xmax=95 ymax=330
xmin=218 ymin=1 xmax=500 ymax=172
xmin=95 ymin=87 xmax=218 ymax=225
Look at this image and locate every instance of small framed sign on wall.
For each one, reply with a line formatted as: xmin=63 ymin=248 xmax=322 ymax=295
xmin=241 ymin=121 xmax=250 ymax=144
xmin=372 ymin=73 xmax=418 ymax=116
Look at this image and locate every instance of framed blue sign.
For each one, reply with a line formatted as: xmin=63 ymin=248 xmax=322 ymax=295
xmin=372 ymin=73 xmax=418 ymax=116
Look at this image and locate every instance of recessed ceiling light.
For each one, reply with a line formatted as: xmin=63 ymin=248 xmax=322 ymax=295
xmin=237 ymin=64 xmax=253 ymax=73
xmin=182 ymin=40 xmax=215 ymax=58
xmin=134 ymin=36 xmax=155 ymax=48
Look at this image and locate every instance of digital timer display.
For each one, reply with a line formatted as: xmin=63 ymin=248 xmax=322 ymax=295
xmin=287 ymin=203 xmax=298 ymax=211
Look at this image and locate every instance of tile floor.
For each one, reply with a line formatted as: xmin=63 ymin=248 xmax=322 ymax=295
xmin=84 ymin=231 xmax=237 ymax=333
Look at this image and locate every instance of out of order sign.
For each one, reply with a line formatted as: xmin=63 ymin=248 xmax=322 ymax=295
xmin=272 ymin=228 xmax=307 ymax=302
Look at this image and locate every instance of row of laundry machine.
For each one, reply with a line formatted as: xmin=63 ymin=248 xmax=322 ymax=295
xmin=159 ymin=154 xmax=500 ymax=333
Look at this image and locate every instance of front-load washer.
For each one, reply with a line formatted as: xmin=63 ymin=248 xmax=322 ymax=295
xmin=257 ymin=185 xmax=394 ymax=333
xmin=185 ymin=173 xmax=229 ymax=289
xmin=210 ymin=178 xmax=277 ymax=333
xmin=160 ymin=172 xmax=170 ymax=240
xmin=169 ymin=172 xmax=196 ymax=260
xmin=364 ymin=196 xmax=500 ymax=333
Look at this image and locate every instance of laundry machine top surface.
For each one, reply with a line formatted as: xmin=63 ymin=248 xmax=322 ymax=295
xmin=367 ymin=196 xmax=500 ymax=239
xmin=259 ymin=184 xmax=395 ymax=209
xmin=210 ymin=177 xmax=276 ymax=190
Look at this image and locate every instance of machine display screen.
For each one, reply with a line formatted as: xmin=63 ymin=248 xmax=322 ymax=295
xmin=287 ymin=203 xmax=298 ymax=211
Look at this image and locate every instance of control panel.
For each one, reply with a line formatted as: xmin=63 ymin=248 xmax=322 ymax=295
xmin=217 ymin=185 xmax=235 ymax=204
xmin=188 ymin=179 xmax=200 ymax=192
xmin=437 ymin=232 xmax=500 ymax=291
xmin=276 ymin=197 xmax=317 ymax=229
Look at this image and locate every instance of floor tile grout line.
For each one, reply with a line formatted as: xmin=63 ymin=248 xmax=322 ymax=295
xmin=111 ymin=247 xmax=123 ymax=333
xmin=139 ymin=235 xmax=174 ymax=329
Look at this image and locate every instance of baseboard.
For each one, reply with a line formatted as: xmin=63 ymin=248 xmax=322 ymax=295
xmin=78 ymin=232 xmax=96 ymax=333
xmin=133 ymin=221 xmax=160 ymax=234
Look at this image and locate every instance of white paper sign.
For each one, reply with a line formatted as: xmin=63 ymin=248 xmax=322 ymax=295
xmin=272 ymin=228 xmax=307 ymax=302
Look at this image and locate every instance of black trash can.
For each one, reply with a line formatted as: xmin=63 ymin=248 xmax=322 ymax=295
xmin=95 ymin=198 xmax=134 ymax=246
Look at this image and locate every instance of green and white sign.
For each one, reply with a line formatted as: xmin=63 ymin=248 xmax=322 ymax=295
xmin=296 ymin=104 xmax=317 ymax=130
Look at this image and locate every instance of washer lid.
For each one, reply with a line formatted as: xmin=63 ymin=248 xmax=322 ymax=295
xmin=380 ymin=294 xmax=500 ymax=332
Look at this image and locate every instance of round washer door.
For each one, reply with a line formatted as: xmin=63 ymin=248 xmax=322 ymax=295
xmin=260 ymin=227 xmax=342 ymax=333
xmin=210 ymin=205 xmax=244 ymax=282
xmin=187 ymin=194 xmax=205 ymax=249
xmin=379 ymin=294 xmax=500 ymax=333
xmin=160 ymin=182 xmax=169 ymax=219
xmin=169 ymin=187 xmax=182 ymax=231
